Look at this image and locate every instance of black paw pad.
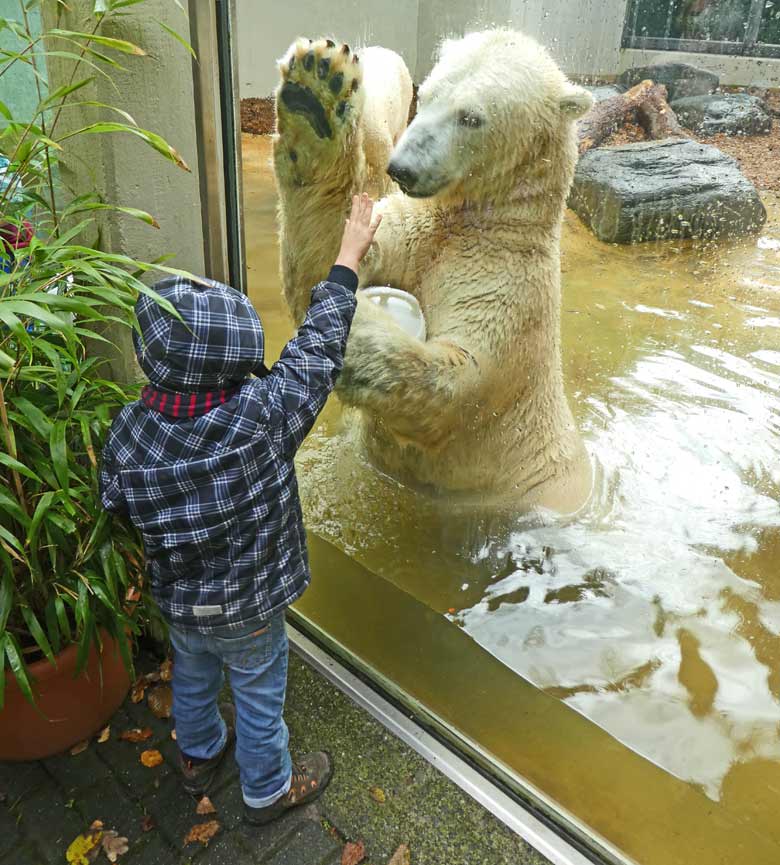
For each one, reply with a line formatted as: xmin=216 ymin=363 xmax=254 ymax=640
xmin=288 ymin=54 xmax=296 ymax=71
xmin=336 ymin=100 xmax=347 ymax=118
xmin=289 ymin=149 xmax=298 ymax=162
xmin=329 ymin=72 xmax=344 ymax=95
xmin=280 ymin=81 xmax=332 ymax=139
xmin=326 ymin=39 xmax=335 ymax=48
xmin=351 ymin=78 xmax=359 ymax=93
xmin=317 ymin=57 xmax=330 ymax=79
xmin=342 ymin=44 xmax=350 ymax=55
xmin=303 ymin=50 xmax=315 ymax=71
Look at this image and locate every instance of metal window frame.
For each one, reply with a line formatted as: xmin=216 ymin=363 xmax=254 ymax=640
xmin=622 ymin=0 xmax=780 ymax=59
xmin=188 ymin=0 xmax=247 ymax=291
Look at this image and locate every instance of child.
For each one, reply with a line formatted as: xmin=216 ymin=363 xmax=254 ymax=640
xmin=100 ymin=194 xmax=381 ymax=825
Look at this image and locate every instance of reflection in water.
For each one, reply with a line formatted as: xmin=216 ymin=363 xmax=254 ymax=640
xmin=242 ymin=134 xmax=780 ymax=856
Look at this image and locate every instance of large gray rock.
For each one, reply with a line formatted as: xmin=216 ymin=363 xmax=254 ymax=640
xmin=671 ymin=93 xmax=773 ymax=136
xmin=569 ymin=139 xmax=767 ymax=244
xmin=618 ymin=63 xmax=718 ymax=100
xmin=585 ymin=84 xmax=625 ymax=103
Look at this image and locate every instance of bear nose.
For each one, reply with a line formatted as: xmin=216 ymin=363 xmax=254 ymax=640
xmin=387 ymin=161 xmax=418 ymax=191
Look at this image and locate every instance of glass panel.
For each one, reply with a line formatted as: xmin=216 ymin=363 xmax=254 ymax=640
xmin=759 ymin=0 xmax=780 ymax=44
xmin=233 ymin=2 xmax=780 ymax=862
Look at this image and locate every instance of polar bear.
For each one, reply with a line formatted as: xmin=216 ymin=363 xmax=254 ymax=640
xmin=273 ymin=30 xmax=594 ymax=512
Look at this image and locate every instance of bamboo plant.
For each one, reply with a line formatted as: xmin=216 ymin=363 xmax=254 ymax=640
xmin=0 ymin=0 xmax=193 ymax=705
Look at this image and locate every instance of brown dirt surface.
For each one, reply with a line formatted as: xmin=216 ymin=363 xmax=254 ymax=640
xmin=241 ymin=97 xmax=275 ymax=135
xmin=698 ymin=120 xmax=780 ymax=193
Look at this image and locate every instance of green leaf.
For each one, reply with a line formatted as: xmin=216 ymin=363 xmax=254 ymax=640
xmin=37 ymin=78 xmax=94 ymax=113
xmin=0 ymin=100 xmax=12 ymax=122
xmin=67 ymin=202 xmax=160 ymax=228
xmin=44 ymin=596 xmax=62 ymax=655
xmin=1 ymin=299 xmax=74 ymax=334
xmin=0 ymin=487 xmax=31 ymax=529
xmin=57 ymin=122 xmax=190 ymax=171
xmin=0 ymin=452 xmax=41 ymax=482
xmin=21 ymin=606 xmax=56 ymax=666
xmin=55 ymin=594 xmax=72 ymax=643
xmin=11 ymin=396 xmax=52 ymax=437
xmin=5 ymin=633 xmax=35 ymax=706
xmin=0 ymin=638 xmax=5 ymax=711
xmin=74 ymin=606 xmax=94 ymax=677
xmin=50 ymin=421 xmax=69 ymax=493
xmin=156 ymin=20 xmax=195 ymax=57
xmin=28 ymin=490 xmax=55 ymax=554
xmin=48 ymin=29 xmax=147 ymax=56
xmin=0 ymin=570 xmax=13 ymax=633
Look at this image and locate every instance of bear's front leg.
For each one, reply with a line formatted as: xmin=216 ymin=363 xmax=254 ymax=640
xmin=337 ymin=299 xmax=481 ymax=447
xmin=274 ymin=38 xmax=367 ymax=325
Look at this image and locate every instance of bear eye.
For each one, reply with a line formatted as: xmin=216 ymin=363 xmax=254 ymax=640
xmin=458 ymin=111 xmax=484 ymax=129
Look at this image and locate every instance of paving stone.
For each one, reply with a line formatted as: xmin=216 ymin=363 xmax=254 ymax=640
xmin=236 ymin=809 xmax=311 ymax=862
xmin=73 ymin=776 xmax=148 ymax=845
xmin=260 ymin=820 xmax=340 ymax=865
xmin=191 ymin=832 xmax=255 ymax=865
xmin=0 ymin=803 xmax=21 ymax=858
xmin=10 ymin=785 xmax=86 ymax=865
xmin=42 ymin=746 xmax=111 ymax=797
xmin=0 ymin=844 xmax=46 ymax=865
xmin=0 ymin=762 xmax=49 ymax=805
xmin=124 ymin=831 xmax=177 ymax=865
xmin=95 ymin=708 xmax=172 ymax=797
xmin=124 ymin=696 xmax=176 ymax=746
xmin=145 ymin=773 xmax=204 ymax=851
xmin=208 ymin=776 xmax=246 ymax=831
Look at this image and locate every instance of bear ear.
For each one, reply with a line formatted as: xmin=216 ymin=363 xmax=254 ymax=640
xmin=559 ymin=83 xmax=594 ymax=119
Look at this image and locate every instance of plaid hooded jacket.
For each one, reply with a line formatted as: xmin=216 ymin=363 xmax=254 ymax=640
xmin=100 ymin=270 xmax=357 ymax=632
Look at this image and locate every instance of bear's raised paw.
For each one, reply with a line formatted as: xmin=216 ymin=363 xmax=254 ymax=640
xmin=277 ymin=38 xmax=363 ymax=145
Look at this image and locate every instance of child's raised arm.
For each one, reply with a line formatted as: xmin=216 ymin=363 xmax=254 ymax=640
xmin=262 ymin=194 xmax=381 ymax=458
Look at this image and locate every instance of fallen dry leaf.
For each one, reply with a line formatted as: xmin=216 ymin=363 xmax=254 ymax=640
xmin=65 ymin=829 xmax=102 ymax=865
xmin=141 ymin=815 xmax=156 ymax=833
xmin=341 ymin=840 xmax=366 ymax=865
xmin=119 ymin=727 xmax=153 ymax=743
xmin=143 ymin=670 xmax=161 ymax=684
xmin=96 ymin=726 xmax=110 ymax=744
xmin=89 ymin=820 xmax=104 ymax=832
xmin=130 ymin=678 xmax=147 ymax=703
xmin=147 ymin=685 xmax=173 ymax=719
xmin=69 ymin=740 xmax=89 ymax=756
xmin=368 ymin=786 xmax=386 ymax=804
xmin=388 ymin=844 xmax=411 ymax=865
xmin=159 ymin=658 xmax=173 ymax=682
xmin=101 ymin=831 xmax=129 ymax=863
xmin=140 ymin=749 xmax=164 ymax=768
xmin=196 ymin=796 xmax=217 ymax=815
xmin=183 ymin=820 xmax=220 ymax=847
xmin=170 ymin=729 xmax=177 ymax=741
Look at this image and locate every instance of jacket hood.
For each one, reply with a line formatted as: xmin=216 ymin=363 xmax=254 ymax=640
xmin=134 ymin=276 xmax=267 ymax=391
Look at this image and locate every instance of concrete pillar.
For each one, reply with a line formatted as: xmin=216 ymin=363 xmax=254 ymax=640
xmin=42 ymin=0 xmax=205 ymax=381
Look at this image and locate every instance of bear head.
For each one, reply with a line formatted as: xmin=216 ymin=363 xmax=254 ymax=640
xmin=387 ymin=29 xmax=593 ymax=206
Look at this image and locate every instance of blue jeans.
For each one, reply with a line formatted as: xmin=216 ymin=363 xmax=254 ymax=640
xmin=168 ymin=612 xmax=292 ymax=808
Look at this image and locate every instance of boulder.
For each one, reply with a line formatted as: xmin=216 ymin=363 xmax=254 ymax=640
xmin=584 ymin=84 xmax=625 ymax=103
xmin=569 ymin=139 xmax=766 ymax=244
xmin=671 ymin=93 xmax=773 ymax=136
xmin=618 ymin=63 xmax=718 ymax=101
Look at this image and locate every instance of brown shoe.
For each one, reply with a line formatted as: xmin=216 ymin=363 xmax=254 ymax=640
xmin=243 ymin=751 xmax=333 ymax=826
xmin=179 ymin=701 xmax=235 ymax=797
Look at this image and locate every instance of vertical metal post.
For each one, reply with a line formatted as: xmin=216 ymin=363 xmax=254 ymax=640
xmin=215 ymin=0 xmax=247 ymax=293
xmin=188 ymin=0 xmax=246 ymax=293
xmin=745 ymin=0 xmax=765 ymax=51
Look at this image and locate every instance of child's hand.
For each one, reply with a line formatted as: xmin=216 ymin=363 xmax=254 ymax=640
xmin=334 ymin=193 xmax=382 ymax=274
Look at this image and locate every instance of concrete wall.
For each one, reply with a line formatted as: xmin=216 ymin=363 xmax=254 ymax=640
xmin=236 ymin=0 xmax=420 ymax=97
xmin=620 ymin=48 xmax=780 ymax=89
xmin=236 ymin=0 xmax=780 ymax=92
xmin=0 ymin=0 xmax=42 ymax=125
xmin=42 ymin=0 xmax=206 ymax=381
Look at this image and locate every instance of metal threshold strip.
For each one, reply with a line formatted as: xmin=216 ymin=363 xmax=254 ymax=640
xmin=287 ymin=621 xmax=625 ymax=865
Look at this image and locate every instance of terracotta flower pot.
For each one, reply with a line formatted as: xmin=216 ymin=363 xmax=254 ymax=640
xmin=0 ymin=629 xmax=130 ymax=762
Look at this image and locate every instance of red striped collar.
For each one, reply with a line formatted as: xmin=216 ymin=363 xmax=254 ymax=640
xmin=141 ymin=383 xmax=242 ymax=418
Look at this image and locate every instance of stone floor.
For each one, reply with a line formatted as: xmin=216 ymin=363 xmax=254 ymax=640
xmin=0 ymin=650 xmax=552 ymax=865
